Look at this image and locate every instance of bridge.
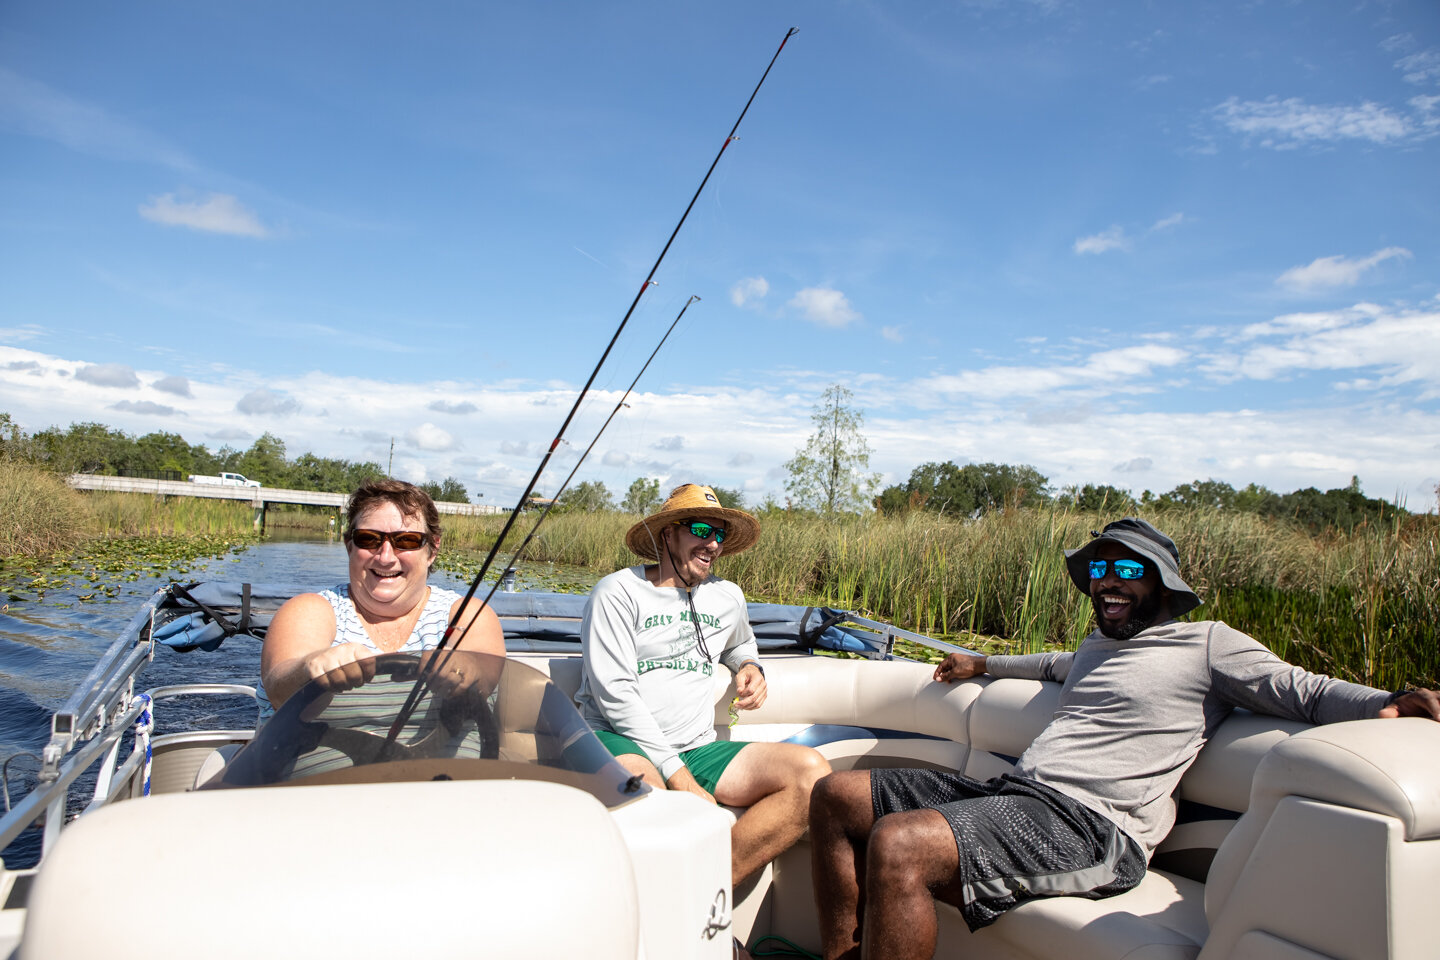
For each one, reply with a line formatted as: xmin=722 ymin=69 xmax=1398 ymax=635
xmin=66 ymin=475 xmax=508 ymax=530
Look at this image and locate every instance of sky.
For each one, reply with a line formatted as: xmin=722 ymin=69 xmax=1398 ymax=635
xmin=2 ymin=1 xmax=1438 ymax=511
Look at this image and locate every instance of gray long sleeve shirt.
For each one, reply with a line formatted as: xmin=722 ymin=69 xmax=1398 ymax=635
xmin=575 ymin=566 xmax=759 ymax=780
xmin=986 ymin=619 xmax=1392 ymax=856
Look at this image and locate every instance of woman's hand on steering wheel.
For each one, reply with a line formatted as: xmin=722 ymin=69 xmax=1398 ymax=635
xmin=301 ymin=642 xmax=379 ymax=695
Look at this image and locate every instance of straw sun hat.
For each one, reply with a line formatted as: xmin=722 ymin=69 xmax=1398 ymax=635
xmin=625 ymin=484 xmax=761 ymax=561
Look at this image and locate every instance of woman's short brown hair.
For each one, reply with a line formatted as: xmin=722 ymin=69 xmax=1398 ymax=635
xmin=344 ymin=478 xmax=442 ymax=546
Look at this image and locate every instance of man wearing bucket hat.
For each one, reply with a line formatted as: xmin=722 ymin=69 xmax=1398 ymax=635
xmin=810 ymin=517 xmax=1439 ymax=960
xmin=576 ymin=483 xmax=831 ymax=890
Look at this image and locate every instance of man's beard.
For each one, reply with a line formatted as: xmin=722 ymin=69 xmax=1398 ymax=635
xmin=1093 ymin=590 xmax=1165 ymax=640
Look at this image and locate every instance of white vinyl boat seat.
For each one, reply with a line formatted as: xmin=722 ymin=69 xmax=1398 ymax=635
xmin=515 ymin=652 xmax=1440 ymax=960
xmin=191 ymin=742 xmax=245 ymax=789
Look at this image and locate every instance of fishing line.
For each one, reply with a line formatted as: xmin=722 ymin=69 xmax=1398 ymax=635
xmin=386 ymin=28 xmax=798 ymax=739
xmin=446 ymin=294 xmax=700 ymax=650
xmin=391 ymin=296 xmax=695 ymax=734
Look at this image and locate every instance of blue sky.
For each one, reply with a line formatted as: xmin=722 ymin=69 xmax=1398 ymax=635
xmin=2 ymin=1 xmax=1437 ymax=510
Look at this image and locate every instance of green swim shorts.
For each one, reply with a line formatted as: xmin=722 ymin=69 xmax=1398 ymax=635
xmin=593 ymin=730 xmax=749 ymax=794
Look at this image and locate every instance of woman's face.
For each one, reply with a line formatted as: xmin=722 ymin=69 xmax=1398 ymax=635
xmin=346 ymin=501 xmax=437 ymax=618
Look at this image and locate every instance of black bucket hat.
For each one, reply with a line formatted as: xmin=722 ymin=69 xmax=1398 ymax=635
xmin=1063 ymin=517 xmax=1201 ymax=618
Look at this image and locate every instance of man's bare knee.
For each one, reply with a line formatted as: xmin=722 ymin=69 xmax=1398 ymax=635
xmin=867 ymin=811 xmax=957 ymax=889
xmin=811 ymin=770 xmax=873 ymax=831
xmin=794 ymin=748 xmax=832 ymax=792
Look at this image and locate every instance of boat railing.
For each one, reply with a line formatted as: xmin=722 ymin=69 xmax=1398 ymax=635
xmin=1 ymin=584 xmax=263 ymax=863
xmin=837 ymin=611 xmax=973 ymax=661
xmin=1 ymin=682 xmax=261 ymax=858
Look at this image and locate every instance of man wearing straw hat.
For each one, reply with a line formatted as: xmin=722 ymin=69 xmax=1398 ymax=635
xmin=810 ymin=517 xmax=1440 ymax=960
xmin=576 ymin=483 xmax=831 ymax=889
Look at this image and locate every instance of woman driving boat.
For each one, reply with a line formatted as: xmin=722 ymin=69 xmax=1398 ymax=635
xmin=261 ymin=478 xmax=504 ymax=708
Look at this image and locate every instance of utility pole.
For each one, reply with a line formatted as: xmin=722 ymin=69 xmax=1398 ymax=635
xmin=387 ymin=437 xmax=394 ymax=477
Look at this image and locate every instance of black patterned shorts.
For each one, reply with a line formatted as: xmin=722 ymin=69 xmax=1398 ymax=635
xmin=870 ymin=770 xmax=1146 ymax=931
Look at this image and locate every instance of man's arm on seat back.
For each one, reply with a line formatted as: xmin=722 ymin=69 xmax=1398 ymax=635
xmin=1207 ymin=623 xmax=1392 ymax=724
xmin=934 ymin=650 xmax=1075 ymax=685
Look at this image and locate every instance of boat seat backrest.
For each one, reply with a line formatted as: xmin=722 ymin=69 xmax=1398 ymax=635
xmin=963 ymin=678 xmax=1060 ymax=780
xmin=1198 ymin=718 xmax=1440 ymax=960
xmin=190 ymin=742 xmax=246 ymax=790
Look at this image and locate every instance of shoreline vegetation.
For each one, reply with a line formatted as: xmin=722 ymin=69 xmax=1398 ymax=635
xmin=1 ymin=461 xmax=1434 ymax=690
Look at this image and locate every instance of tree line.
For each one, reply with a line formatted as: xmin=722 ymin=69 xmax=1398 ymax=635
xmin=768 ymin=385 xmax=1408 ymax=532
xmin=0 ymin=415 xmax=473 ymax=503
xmin=875 ymin=461 xmax=1406 ymax=531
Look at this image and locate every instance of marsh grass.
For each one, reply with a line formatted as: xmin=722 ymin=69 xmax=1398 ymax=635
xmin=0 ymin=460 xmax=90 ymax=555
xmin=442 ymin=506 xmax=1437 ymax=688
xmin=83 ymin=491 xmax=260 ymax=536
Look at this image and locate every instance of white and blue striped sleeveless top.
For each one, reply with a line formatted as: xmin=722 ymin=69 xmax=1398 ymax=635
xmin=319 ymin=583 xmax=461 ymax=653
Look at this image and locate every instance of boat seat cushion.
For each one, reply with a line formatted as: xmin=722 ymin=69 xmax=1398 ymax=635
xmin=974 ymin=868 xmax=1208 ymax=960
xmin=190 ymin=742 xmax=245 ymax=790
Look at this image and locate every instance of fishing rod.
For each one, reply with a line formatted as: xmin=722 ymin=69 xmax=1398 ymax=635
xmin=450 ymin=295 xmax=699 ymax=646
xmin=385 ymin=29 xmax=799 ymax=739
xmin=385 ymin=295 xmax=702 ymax=740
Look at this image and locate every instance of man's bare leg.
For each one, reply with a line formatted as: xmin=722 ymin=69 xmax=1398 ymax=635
xmin=809 ymin=770 xmax=876 ymax=960
xmin=713 ymin=742 xmax=830 ymax=888
xmin=861 ymin=808 xmax=961 ymax=960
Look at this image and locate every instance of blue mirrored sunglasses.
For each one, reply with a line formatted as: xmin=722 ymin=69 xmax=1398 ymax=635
xmin=1088 ymin=559 xmax=1147 ymax=580
xmin=675 ymin=519 xmax=726 ymax=544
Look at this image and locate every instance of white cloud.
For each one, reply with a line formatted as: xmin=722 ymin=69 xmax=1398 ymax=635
xmin=1380 ymin=34 xmax=1414 ymax=55
xmin=429 ymin=399 xmax=478 ymax=415
xmin=74 ymin=363 xmax=140 ymax=388
xmin=1239 ymin=310 xmax=1354 ymax=339
xmin=1073 ymin=226 xmax=1129 ymax=255
xmin=788 ymin=287 xmax=861 ymax=328
xmin=730 ymin=276 xmax=769 ymax=308
xmin=152 ymin=375 xmax=192 ymax=397
xmin=1275 ymin=247 xmax=1412 ymax=293
xmin=602 ymin=450 xmax=630 ymax=467
xmin=920 ymin=343 xmax=1188 ymax=400
xmin=0 ymin=67 xmax=195 ymax=171
xmin=1395 ymin=49 xmax=1440 ymax=86
xmin=405 ymin=422 xmax=457 ymax=452
xmin=1213 ymin=96 xmax=1415 ymax=148
xmin=236 ymin=388 xmax=301 ymax=416
xmin=1412 ymin=95 xmax=1440 ymax=131
xmin=0 ymin=326 xmax=44 ymax=343
xmin=1205 ymin=303 xmax=1440 ymax=396
xmin=652 ymin=436 xmax=684 ymax=451
xmin=881 ymin=326 xmax=903 ymax=343
xmin=139 ymin=192 xmax=268 ymax=238
xmin=110 ymin=400 xmax=178 ymax=416
xmin=1150 ymin=213 xmax=1185 ymax=231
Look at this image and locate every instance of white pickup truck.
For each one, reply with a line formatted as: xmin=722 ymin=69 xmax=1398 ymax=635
xmin=187 ymin=472 xmax=261 ymax=488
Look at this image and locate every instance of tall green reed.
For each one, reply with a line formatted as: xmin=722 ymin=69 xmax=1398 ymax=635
xmin=458 ymin=505 xmax=1435 ymax=688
